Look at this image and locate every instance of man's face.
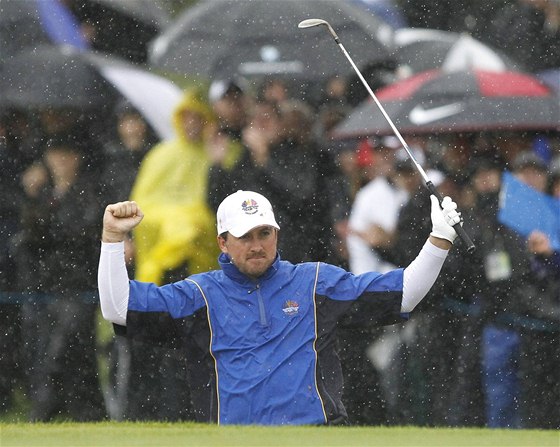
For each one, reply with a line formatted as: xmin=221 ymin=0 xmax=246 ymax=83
xmin=474 ymin=168 xmax=501 ymax=193
xmin=44 ymin=147 xmax=81 ymax=180
xmin=181 ymin=110 xmax=205 ymax=141
xmin=212 ymin=94 xmax=247 ymax=130
xmin=218 ymin=226 xmax=278 ymax=279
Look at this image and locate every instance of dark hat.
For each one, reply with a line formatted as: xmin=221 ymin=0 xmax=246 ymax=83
xmin=512 ymin=151 xmax=548 ymax=172
xmin=208 ymin=79 xmax=245 ymax=103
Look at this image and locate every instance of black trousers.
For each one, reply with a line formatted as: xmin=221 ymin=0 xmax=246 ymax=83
xmin=21 ymin=295 xmax=106 ymax=421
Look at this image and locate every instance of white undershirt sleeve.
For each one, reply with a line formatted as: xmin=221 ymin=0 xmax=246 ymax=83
xmin=401 ymin=240 xmax=449 ymax=313
xmin=98 ymin=241 xmax=130 ymax=326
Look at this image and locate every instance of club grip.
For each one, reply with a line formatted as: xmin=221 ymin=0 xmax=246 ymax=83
xmin=425 ymin=181 xmax=475 ymax=253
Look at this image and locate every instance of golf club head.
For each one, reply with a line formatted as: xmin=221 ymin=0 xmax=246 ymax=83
xmin=298 ymin=18 xmax=338 ymax=40
xmin=298 ymin=19 xmax=329 ymax=29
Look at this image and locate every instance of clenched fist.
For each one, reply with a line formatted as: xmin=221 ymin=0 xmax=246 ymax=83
xmin=102 ymin=201 xmax=144 ymax=243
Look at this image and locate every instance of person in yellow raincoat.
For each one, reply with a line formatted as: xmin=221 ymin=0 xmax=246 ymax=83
xmin=131 ymin=87 xmax=241 ymax=284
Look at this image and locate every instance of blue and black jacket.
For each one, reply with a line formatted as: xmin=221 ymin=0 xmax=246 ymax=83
xmin=122 ymin=253 xmax=405 ymax=425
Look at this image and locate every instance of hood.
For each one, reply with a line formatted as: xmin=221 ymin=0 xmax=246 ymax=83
xmin=172 ymin=87 xmax=215 ymax=142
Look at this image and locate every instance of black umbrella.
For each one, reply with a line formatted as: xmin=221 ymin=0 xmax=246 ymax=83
xmin=392 ymin=28 xmax=523 ymax=76
xmin=332 ymin=68 xmax=560 ymax=139
xmin=0 ymin=44 xmax=181 ymax=139
xmin=71 ymin=0 xmax=171 ymax=62
xmin=148 ymin=0 xmax=394 ymax=81
xmin=87 ymin=0 xmax=170 ymax=28
xmin=0 ymin=0 xmax=58 ymax=58
xmin=0 ymin=0 xmax=169 ymax=63
xmin=1 ymin=44 xmax=116 ymax=109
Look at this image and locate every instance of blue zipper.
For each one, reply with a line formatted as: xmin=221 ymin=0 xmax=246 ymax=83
xmin=250 ymin=283 xmax=269 ymax=327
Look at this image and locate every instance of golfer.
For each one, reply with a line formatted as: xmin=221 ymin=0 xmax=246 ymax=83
xmin=99 ymin=190 xmax=461 ymax=425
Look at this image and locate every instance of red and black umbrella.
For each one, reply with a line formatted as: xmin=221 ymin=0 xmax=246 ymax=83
xmin=332 ymin=69 xmax=560 ymax=139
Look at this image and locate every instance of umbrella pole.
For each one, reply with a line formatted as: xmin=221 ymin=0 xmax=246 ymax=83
xmin=299 ymin=19 xmax=475 ymax=253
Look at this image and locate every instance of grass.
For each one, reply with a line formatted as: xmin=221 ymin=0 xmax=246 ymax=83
xmin=1 ymin=422 xmax=558 ymax=447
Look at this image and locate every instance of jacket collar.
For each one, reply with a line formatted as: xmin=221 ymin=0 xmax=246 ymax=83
xmin=218 ymin=252 xmax=281 ymax=285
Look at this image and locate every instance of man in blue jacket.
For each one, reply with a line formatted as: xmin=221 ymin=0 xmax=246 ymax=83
xmin=99 ymin=190 xmax=460 ymax=425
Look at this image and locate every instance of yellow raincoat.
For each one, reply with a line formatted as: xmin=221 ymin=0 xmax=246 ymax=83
xmin=130 ymin=88 xmax=240 ymax=284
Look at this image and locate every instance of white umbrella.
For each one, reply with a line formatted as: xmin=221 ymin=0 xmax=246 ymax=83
xmin=99 ymin=65 xmax=182 ymax=140
xmin=391 ymin=28 xmax=523 ymax=78
xmin=0 ymin=45 xmax=182 ymax=140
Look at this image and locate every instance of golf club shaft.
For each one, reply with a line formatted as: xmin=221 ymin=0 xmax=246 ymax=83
xmin=312 ymin=22 xmax=475 ymax=253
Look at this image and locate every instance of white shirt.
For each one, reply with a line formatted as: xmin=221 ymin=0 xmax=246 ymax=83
xmin=347 ymin=176 xmax=409 ymax=274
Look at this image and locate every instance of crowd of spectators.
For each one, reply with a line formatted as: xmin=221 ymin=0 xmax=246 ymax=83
xmin=0 ymin=70 xmax=558 ymax=428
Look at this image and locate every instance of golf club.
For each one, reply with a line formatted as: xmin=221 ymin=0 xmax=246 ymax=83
xmin=298 ymin=18 xmax=475 ymax=253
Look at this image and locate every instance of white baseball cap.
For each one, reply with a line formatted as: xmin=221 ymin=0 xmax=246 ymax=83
xmin=217 ymin=190 xmax=280 ymax=237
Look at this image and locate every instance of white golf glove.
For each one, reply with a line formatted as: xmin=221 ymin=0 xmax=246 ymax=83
xmin=430 ymin=195 xmax=462 ymax=243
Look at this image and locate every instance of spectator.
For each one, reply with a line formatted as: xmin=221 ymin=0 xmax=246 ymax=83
xmin=15 ymin=137 xmax=105 ymax=421
xmin=100 ymin=100 xmax=157 ymax=204
xmin=317 ymin=75 xmax=350 ymax=109
xmin=131 ymin=88 xmax=224 ymax=284
xmin=486 ymin=0 xmax=560 ymax=72
xmin=97 ymin=100 xmax=158 ymax=420
xmin=0 ymin=112 xmax=27 ymax=414
xmin=347 ymin=137 xmax=410 ymax=274
xmin=258 ymin=77 xmax=290 ymax=106
xmin=511 ymin=150 xmax=549 ymax=192
xmin=461 ymin=155 xmax=548 ymax=428
xmin=510 ymin=152 xmax=560 ymax=429
xmin=208 ymin=78 xmax=250 ymax=143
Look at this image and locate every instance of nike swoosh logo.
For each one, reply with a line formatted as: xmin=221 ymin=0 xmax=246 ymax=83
xmin=409 ymin=103 xmax=464 ymax=125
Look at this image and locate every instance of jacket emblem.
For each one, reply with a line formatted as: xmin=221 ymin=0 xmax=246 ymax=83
xmin=282 ymin=300 xmax=299 ymax=316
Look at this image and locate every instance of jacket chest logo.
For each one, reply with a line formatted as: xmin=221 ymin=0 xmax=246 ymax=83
xmin=282 ymin=300 xmax=299 ymax=317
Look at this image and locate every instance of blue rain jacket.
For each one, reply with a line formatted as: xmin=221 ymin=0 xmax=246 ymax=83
xmin=126 ymin=253 xmax=405 ymax=425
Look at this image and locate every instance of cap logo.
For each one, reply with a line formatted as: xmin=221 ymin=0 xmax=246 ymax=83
xmin=241 ymin=198 xmax=259 ymax=215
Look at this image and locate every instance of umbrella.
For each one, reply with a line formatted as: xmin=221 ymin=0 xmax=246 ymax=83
xmin=0 ymin=45 xmax=182 ymax=140
xmin=148 ymin=0 xmax=394 ymax=81
xmin=87 ymin=0 xmax=170 ymax=28
xmin=332 ymin=69 xmax=560 ymax=139
xmin=0 ymin=0 xmax=83 ymax=57
xmin=392 ymin=28 xmax=523 ymax=77
xmin=0 ymin=0 xmax=169 ymax=63
xmin=71 ymin=0 xmax=171 ymax=62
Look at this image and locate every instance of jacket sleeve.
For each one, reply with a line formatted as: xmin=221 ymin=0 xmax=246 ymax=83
xmin=315 ymin=263 xmax=405 ymax=326
xmin=119 ymin=277 xmax=208 ymax=346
